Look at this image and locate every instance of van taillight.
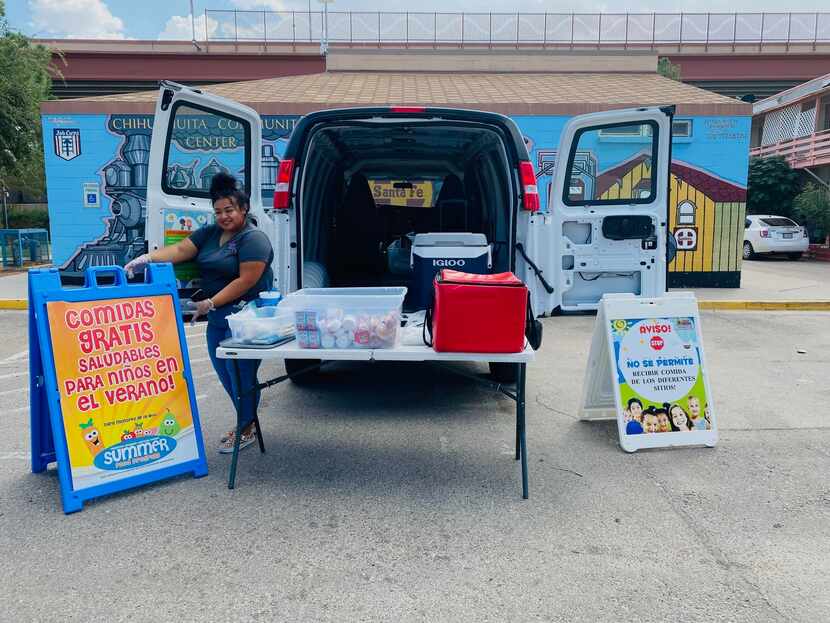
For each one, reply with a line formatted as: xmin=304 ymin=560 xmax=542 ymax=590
xmin=519 ymin=161 xmax=540 ymax=212
xmin=273 ymin=159 xmax=294 ymax=210
xmin=759 ymin=228 xmax=769 ymax=238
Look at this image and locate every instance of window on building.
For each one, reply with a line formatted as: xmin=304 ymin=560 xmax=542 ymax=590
xmin=598 ymin=124 xmax=644 ymax=137
xmin=672 ymin=119 xmax=692 ymax=137
xmin=677 ymin=200 xmax=696 ymax=225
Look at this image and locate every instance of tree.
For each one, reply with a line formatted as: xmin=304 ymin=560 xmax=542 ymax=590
xmin=746 ymin=156 xmax=801 ymax=218
xmin=0 ymin=2 xmax=54 ymax=197
xmin=657 ymin=57 xmax=681 ymax=81
xmin=793 ymin=183 xmax=830 ymax=246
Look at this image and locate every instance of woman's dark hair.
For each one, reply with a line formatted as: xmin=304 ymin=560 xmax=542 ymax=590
xmin=666 ymin=402 xmax=692 ymax=431
xmin=210 ymin=172 xmax=250 ymax=213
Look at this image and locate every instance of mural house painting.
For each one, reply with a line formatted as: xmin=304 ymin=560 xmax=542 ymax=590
xmin=595 ymin=154 xmax=747 ymax=287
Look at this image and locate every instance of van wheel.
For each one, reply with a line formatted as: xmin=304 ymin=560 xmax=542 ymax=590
xmin=742 ymin=241 xmax=755 ymax=260
xmin=285 ymin=359 xmax=321 ymax=384
xmin=787 ymin=252 xmax=803 ymax=260
xmin=489 ymin=362 xmax=518 ymax=384
xmin=550 ymin=306 xmax=563 ymax=316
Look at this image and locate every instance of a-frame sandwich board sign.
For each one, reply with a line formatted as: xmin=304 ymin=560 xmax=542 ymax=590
xmin=29 ymin=264 xmax=208 ymax=513
xmin=580 ymin=292 xmax=717 ymax=453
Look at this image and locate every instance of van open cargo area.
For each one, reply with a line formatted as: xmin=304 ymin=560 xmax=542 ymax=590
xmin=299 ymin=120 xmax=515 ymax=308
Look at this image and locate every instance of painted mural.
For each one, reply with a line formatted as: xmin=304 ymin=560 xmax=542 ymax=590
xmin=41 ymin=112 xmax=749 ymax=287
xmin=41 ymin=114 xmax=299 ymax=280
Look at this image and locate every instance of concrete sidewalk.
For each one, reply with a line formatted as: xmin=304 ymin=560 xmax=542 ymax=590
xmin=3 ymin=259 xmax=829 ymax=308
xmin=683 ymin=258 xmax=830 ymax=301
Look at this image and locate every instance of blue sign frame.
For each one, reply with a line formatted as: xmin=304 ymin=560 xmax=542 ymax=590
xmin=29 ymin=264 xmax=208 ymax=514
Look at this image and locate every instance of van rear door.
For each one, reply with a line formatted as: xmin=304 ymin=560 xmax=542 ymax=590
xmin=544 ymin=106 xmax=672 ymax=312
xmin=147 ymin=81 xmax=270 ymax=291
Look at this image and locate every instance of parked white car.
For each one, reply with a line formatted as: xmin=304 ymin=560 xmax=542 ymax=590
xmin=743 ymin=215 xmax=809 ymax=260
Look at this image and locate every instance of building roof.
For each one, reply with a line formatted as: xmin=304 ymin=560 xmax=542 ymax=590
xmin=41 ymin=71 xmax=749 ymax=116
xmin=752 ymin=71 xmax=830 ymax=115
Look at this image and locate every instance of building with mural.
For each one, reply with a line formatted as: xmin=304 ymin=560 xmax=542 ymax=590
xmin=40 ymin=51 xmax=751 ymax=287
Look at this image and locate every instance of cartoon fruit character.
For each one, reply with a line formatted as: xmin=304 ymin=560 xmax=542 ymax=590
xmin=133 ymin=422 xmax=145 ymax=437
xmin=121 ymin=430 xmax=136 ymax=441
xmin=79 ymin=419 xmax=104 ymax=456
xmin=157 ymin=409 xmax=181 ymax=437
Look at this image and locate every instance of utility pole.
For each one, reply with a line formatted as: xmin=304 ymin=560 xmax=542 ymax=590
xmin=189 ymin=0 xmax=201 ymax=50
xmin=318 ymin=0 xmax=334 ymax=55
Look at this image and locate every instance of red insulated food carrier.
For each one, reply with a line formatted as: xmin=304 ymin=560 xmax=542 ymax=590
xmin=430 ymin=269 xmax=528 ymax=353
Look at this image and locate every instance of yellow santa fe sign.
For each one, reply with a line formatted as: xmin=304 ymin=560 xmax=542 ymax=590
xmin=370 ymin=179 xmax=434 ymax=208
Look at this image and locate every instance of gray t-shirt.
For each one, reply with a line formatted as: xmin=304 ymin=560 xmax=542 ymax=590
xmin=188 ymin=221 xmax=274 ymax=302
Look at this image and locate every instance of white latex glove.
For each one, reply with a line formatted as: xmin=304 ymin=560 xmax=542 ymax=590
xmin=124 ymin=253 xmax=151 ymax=278
xmin=189 ymin=298 xmax=214 ymax=325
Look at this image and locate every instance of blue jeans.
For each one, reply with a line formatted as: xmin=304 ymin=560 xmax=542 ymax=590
xmin=206 ymin=305 xmax=262 ymax=430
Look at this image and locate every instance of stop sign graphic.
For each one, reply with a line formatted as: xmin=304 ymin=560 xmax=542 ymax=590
xmin=650 ymin=335 xmax=665 ymax=350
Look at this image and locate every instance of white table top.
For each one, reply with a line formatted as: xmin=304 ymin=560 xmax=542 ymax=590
xmin=215 ymin=341 xmax=535 ymax=363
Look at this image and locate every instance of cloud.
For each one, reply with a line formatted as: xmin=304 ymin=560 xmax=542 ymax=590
xmin=159 ymin=14 xmax=219 ymax=41
xmin=29 ymin=0 xmax=125 ymax=39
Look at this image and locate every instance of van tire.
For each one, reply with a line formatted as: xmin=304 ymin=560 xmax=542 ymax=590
xmin=489 ymin=362 xmax=518 ymax=384
xmin=285 ymin=358 xmax=321 ymax=384
xmin=787 ymin=252 xmax=803 ymax=260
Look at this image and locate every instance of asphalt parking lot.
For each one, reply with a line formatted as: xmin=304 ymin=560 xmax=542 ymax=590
xmin=0 ymin=308 xmax=828 ymax=622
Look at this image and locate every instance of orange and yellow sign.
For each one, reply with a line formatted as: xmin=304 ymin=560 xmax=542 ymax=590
xmin=47 ymin=295 xmax=198 ymax=490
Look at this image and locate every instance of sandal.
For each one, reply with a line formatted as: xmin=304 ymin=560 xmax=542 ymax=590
xmin=218 ymin=426 xmax=257 ymax=454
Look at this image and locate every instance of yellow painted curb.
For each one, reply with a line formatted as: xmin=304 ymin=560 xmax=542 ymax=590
xmin=699 ymin=300 xmax=830 ymax=311
xmin=1 ymin=299 xmax=828 ymax=312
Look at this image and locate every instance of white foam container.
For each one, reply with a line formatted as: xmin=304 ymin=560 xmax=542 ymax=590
xmin=281 ymin=287 xmax=407 ymax=349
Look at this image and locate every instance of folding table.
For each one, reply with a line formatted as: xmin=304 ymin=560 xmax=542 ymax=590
xmin=215 ymin=342 xmax=535 ymax=498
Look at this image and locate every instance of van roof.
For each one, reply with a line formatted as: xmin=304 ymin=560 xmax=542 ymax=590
xmin=42 ymin=71 xmax=749 ymax=117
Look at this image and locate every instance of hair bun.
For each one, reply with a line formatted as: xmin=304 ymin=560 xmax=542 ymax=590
xmin=209 ymin=172 xmax=238 ymax=200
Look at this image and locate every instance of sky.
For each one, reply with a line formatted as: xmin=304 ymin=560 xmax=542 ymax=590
xmin=4 ymin=0 xmax=829 ymax=40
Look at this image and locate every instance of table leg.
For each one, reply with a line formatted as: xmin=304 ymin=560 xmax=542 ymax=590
xmin=517 ymin=362 xmax=528 ymax=500
xmin=228 ymin=359 xmax=243 ymax=490
xmin=515 ymin=362 xmax=521 ymax=461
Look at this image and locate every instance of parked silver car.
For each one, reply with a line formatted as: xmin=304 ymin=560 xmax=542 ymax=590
xmin=743 ymin=215 xmax=808 ymax=260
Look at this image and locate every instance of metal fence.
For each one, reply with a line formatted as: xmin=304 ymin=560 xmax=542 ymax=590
xmin=203 ymin=11 xmax=830 ymax=50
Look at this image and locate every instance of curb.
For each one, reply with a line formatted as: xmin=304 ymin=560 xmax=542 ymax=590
xmin=698 ymin=300 xmax=830 ymax=311
xmin=0 ymin=299 xmax=27 ymax=310
xmin=1 ymin=299 xmax=829 ymax=312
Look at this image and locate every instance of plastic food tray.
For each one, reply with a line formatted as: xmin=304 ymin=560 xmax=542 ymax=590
xmin=281 ymin=287 xmax=407 ymax=349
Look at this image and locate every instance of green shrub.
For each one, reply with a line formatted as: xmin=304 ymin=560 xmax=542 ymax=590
xmin=793 ymin=183 xmax=830 ymax=245
xmin=5 ymin=204 xmax=49 ymax=229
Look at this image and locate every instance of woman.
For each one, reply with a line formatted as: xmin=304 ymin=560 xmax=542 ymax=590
xmin=666 ymin=402 xmax=694 ymax=432
xmin=125 ymin=173 xmax=274 ymax=453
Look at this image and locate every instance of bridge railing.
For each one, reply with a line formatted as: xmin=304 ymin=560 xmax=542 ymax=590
xmin=202 ymin=11 xmax=830 ymax=50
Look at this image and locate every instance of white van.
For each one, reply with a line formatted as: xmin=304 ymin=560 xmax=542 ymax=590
xmin=147 ymin=81 xmax=672 ymax=320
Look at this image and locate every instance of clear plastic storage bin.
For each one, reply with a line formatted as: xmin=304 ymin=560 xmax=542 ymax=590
xmin=281 ymin=287 xmax=407 ymax=349
xmin=227 ymin=302 xmax=295 ymax=345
